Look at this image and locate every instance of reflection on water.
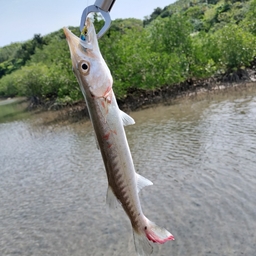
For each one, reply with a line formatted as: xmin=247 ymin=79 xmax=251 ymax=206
xmin=0 ymin=98 xmax=29 ymax=123
xmin=0 ymin=86 xmax=256 ymax=255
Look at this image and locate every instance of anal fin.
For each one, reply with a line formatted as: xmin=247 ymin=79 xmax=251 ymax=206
xmin=106 ymin=185 xmax=120 ymax=210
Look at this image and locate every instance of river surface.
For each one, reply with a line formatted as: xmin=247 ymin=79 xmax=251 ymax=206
xmin=0 ymin=86 xmax=256 ymax=256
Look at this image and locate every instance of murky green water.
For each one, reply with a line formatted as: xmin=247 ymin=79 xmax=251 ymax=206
xmin=0 ymin=98 xmax=29 ymax=123
xmin=0 ymin=86 xmax=256 ymax=255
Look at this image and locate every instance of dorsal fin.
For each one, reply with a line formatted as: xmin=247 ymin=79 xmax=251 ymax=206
xmin=119 ymin=110 xmax=135 ymax=126
xmin=136 ymin=173 xmax=153 ymax=193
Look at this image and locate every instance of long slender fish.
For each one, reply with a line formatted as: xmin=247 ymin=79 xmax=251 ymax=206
xmin=63 ymin=18 xmax=174 ymax=255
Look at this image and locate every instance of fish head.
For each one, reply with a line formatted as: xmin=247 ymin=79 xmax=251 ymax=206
xmin=63 ymin=17 xmax=113 ymax=99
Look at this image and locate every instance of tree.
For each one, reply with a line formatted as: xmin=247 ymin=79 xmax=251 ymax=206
xmin=211 ymin=24 xmax=256 ymax=71
xmin=143 ymin=7 xmax=163 ymax=26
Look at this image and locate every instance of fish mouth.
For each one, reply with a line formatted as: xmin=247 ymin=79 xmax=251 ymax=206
xmin=63 ymin=17 xmax=97 ymax=51
xmin=63 ymin=27 xmax=80 ymax=49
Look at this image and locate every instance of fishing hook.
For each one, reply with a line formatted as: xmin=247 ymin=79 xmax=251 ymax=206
xmin=80 ymin=0 xmax=116 ymax=39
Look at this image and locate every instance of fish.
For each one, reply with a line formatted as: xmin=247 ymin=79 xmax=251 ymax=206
xmin=63 ymin=17 xmax=174 ymax=255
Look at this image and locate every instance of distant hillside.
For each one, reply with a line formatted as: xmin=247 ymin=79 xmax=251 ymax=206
xmin=0 ymin=1 xmax=255 ymax=104
xmin=144 ymin=0 xmax=255 ymax=33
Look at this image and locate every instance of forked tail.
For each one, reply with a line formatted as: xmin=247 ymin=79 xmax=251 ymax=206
xmin=133 ymin=217 xmax=174 ymax=255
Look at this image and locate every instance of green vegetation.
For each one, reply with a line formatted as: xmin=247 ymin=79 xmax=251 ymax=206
xmin=0 ymin=0 xmax=256 ymax=105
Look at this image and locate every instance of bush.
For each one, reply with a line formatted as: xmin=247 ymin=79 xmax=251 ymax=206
xmin=189 ymin=32 xmax=218 ymax=78
xmin=211 ymin=24 xmax=256 ymax=71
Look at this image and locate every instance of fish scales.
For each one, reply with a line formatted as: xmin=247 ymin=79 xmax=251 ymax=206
xmin=64 ymin=17 xmax=174 ymax=255
xmin=86 ymin=88 xmax=142 ymax=228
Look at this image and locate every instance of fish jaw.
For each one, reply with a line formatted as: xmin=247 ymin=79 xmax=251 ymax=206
xmin=63 ymin=18 xmax=113 ymax=99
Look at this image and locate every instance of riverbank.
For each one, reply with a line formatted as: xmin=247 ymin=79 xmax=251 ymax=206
xmin=20 ymin=67 xmax=256 ymax=124
xmin=38 ymin=67 xmax=255 ymax=124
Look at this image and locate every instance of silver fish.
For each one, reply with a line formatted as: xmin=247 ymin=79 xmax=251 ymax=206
xmin=63 ymin=18 xmax=174 ymax=255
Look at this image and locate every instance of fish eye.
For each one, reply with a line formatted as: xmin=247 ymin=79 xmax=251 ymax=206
xmin=82 ymin=63 xmax=88 ymax=70
xmin=79 ymin=61 xmax=90 ymax=74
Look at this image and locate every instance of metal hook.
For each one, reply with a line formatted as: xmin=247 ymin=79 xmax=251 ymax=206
xmin=80 ymin=0 xmax=115 ymax=39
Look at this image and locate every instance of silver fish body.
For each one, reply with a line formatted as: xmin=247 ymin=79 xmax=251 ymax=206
xmin=64 ymin=18 xmax=174 ymax=255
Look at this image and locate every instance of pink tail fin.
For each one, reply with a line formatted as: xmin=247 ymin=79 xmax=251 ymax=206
xmin=133 ymin=217 xmax=174 ymax=255
xmin=145 ymin=218 xmax=175 ymax=244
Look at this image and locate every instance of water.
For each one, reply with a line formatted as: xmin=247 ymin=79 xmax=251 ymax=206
xmin=0 ymin=86 xmax=256 ymax=256
xmin=0 ymin=98 xmax=28 ymax=123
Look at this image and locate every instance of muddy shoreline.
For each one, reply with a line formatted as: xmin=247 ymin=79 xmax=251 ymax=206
xmin=29 ymin=67 xmax=256 ymax=124
xmin=55 ymin=76 xmax=256 ymax=122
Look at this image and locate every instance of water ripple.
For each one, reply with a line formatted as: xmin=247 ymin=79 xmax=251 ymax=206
xmin=1 ymin=86 xmax=256 ymax=255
